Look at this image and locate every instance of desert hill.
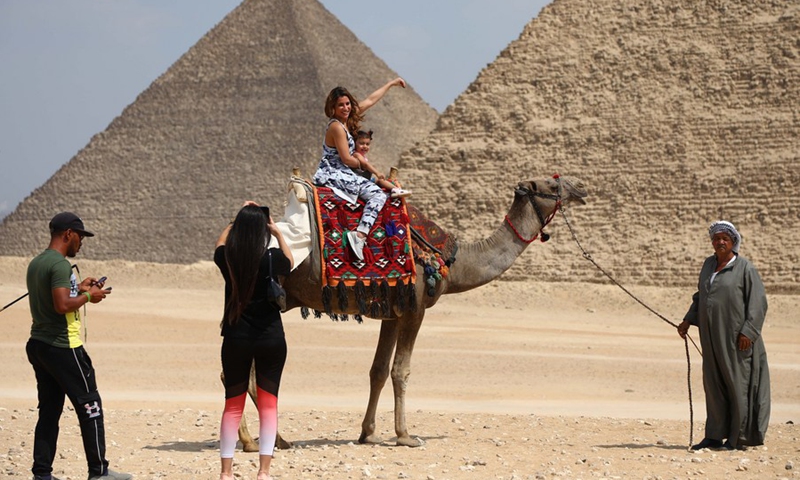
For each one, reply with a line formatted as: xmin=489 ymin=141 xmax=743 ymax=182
xmin=0 ymin=0 xmax=436 ymax=263
xmin=399 ymin=0 xmax=800 ymax=291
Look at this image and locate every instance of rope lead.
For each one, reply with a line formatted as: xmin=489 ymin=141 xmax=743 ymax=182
xmin=558 ymin=206 xmax=697 ymax=449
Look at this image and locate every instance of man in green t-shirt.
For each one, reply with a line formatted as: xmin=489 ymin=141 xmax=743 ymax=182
xmin=25 ymin=212 xmax=131 ymax=480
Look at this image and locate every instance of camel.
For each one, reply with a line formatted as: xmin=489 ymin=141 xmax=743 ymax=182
xmin=235 ymin=174 xmax=587 ymax=450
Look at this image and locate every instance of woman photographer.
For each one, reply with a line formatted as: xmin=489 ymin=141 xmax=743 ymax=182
xmin=214 ymin=201 xmax=293 ymax=480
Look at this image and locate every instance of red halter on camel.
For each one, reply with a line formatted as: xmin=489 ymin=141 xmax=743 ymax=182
xmin=505 ymin=173 xmax=563 ymax=243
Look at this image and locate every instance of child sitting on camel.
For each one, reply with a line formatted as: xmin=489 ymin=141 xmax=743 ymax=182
xmin=353 ymin=129 xmax=411 ymax=198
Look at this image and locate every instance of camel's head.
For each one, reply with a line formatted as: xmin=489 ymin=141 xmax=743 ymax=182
xmin=511 ymin=175 xmax=587 ymax=242
xmin=516 ymin=175 xmax=588 ymax=207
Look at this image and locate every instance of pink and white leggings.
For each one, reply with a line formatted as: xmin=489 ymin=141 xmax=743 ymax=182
xmin=219 ymin=335 xmax=287 ymax=457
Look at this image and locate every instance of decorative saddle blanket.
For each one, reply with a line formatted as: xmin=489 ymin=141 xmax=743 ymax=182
xmin=314 ymin=187 xmax=416 ymax=288
xmin=406 ymin=204 xmax=457 ymax=263
xmin=405 ymin=204 xmax=458 ymax=297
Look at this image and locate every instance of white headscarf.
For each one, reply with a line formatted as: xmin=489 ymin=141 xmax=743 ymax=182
xmin=709 ymin=220 xmax=741 ymax=253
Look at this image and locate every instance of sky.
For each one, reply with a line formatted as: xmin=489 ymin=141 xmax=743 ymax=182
xmin=0 ymin=0 xmax=549 ymax=220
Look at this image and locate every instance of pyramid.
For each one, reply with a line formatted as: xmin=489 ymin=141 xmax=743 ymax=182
xmin=399 ymin=0 xmax=800 ymax=291
xmin=0 ymin=0 xmax=437 ymax=263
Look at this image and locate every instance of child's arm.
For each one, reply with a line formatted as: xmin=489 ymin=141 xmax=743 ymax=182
xmin=353 ymin=153 xmax=385 ymax=181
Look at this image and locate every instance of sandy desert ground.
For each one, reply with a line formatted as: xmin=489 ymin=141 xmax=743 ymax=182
xmin=0 ymin=256 xmax=798 ymax=479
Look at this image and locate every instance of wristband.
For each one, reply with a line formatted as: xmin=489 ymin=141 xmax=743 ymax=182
xmin=83 ymin=291 xmax=92 ymax=303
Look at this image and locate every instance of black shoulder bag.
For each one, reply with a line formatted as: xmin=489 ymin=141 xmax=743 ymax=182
xmin=266 ymin=249 xmax=287 ymax=311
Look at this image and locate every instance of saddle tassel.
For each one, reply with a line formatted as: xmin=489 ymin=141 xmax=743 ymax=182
xmin=337 ymin=281 xmax=349 ymax=311
xmin=370 ymin=300 xmax=381 ymax=318
xmin=380 ymin=279 xmax=390 ymax=317
xmin=395 ymin=280 xmax=407 ymax=312
xmin=355 ymin=280 xmax=367 ymax=315
xmin=407 ymin=281 xmax=417 ymax=312
xmin=322 ymin=285 xmax=333 ymax=314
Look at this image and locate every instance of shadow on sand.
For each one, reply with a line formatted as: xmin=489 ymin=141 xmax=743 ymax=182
xmin=143 ymin=439 xmax=218 ymax=453
xmin=596 ymin=443 xmax=690 ymax=451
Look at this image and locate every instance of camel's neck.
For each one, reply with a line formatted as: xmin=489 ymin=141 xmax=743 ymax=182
xmin=444 ymin=197 xmax=546 ymax=294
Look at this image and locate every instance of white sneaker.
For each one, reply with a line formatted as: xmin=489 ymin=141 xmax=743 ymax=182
xmin=347 ymin=231 xmax=366 ymax=261
xmin=390 ymin=187 xmax=412 ymax=198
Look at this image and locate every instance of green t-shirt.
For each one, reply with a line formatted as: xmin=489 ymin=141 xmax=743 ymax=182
xmin=27 ymin=249 xmax=83 ymax=348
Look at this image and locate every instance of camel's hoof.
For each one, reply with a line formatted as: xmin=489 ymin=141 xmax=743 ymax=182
xmin=275 ymin=435 xmax=293 ymax=450
xmin=241 ymin=441 xmax=260 ymax=453
xmin=358 ymin=432 xmax=383 ymax=445
xmin=396 ymin=435 xmax=425 ymax=448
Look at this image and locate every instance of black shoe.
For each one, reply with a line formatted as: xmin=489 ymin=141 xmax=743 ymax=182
xmin=691 ymin=438 xmax=723 ymax=450
xmin=33 ymin=476 xmax=62 ymax=480
xmin=88 ymin=470 xmax=132 ymax=480
xmin=721 ymin=440 xmax=745 ymax=451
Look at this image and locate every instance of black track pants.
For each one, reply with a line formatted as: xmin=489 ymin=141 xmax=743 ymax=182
xmin=26 ymin=339 xmax=109 ymax=478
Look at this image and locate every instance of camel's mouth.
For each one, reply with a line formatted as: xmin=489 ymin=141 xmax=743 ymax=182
xmin=561 ymin=177 xmax=588 ymax=204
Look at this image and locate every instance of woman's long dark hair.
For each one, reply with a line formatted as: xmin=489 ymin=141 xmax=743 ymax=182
xmin=325 ymin=86 xmax=363 ymax=135
xmin=224 ymin=205 xmax=271 ymax=324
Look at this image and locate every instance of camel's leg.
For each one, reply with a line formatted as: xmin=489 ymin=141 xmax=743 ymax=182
xmin=389 ymin=312 xmax=425 ymax=447
xmin=220 ymin=368 xmax=261 ymax=452
xmin=236 ymin=362 xmax=292 ymax=451
xmin=237 ymin=417 xmax=260 ymax=452
xmin=359 ymin=319 xmax=399 ymax=444
xmin=219 ymin=366 xmax=258 ymax=453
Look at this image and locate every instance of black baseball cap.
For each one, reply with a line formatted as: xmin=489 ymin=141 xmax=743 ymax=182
xmin=49 ymin=212 xmax=95 ymax=237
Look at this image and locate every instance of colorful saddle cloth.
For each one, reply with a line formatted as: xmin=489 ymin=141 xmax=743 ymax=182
xmin=406 ymin=204 xmax=458 ymax=297
xmin=406 ymin=204 xmax=457 ymax=263
xmin=314 ymin=187 xmax=416 ymax=289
